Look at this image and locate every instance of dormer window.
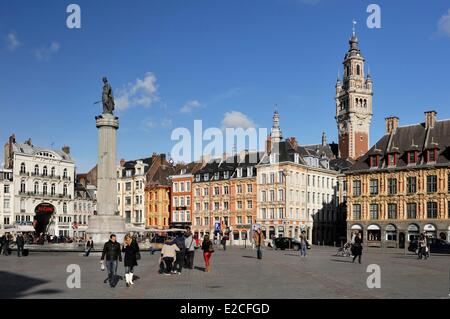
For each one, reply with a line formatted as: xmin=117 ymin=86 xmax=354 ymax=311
xmin=427 ymin=149 xmax=437 ymax=163
xmin=223 ymin=171 xmax=229 ymax=179
xmin=237 ymin=168 xmax=243 ymax=178
xmin=370 ymin=156 xmax=379 ymax=168
xmin=195 ymin=174 xmax=201 ymax=182
xmin=214 ymin=172 xmax=219 ymax=180
xmin=294 ymin=153 xmax=300 ymax=164
xmin=408 ymin=151 xmax=417 ymax=165
xmin=204 ymin=173 xmax=209 ymax=181
xmin=387 ymin=154 xmax=396 ymax=167
xmin=270 ymin=153 xmax=279 ymax=164
xmin=247 ymin=167 xmax=253 ymax=177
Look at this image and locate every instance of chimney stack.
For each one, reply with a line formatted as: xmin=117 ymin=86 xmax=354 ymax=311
xmin=265 ymin=135 xmax=272 ymax=154
xmin=25 ymin=138 xmax=32 ymax=146
xmin=385 ymin=116 xmax=399 ymax=135
xmin=425 ymin=110 xmax=437 ymax=129
xmin=62 ymin=145 xmax=70 ymax=155
xmin=322 ymin=132 xmax=327 ymax=146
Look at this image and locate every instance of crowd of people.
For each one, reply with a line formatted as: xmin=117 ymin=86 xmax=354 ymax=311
xmin=0 ymin=232 xmax=27 ymax=256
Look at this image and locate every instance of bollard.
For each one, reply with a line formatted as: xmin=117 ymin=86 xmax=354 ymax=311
xmin=334 ymin=241 xmax=336 ymax=247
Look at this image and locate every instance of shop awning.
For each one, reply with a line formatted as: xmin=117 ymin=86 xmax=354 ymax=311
xmin=16 ymin=225 xmax=35 ymax=232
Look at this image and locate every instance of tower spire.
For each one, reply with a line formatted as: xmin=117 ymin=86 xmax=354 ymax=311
xmin=352 ymin=19 xmax=357 ymax=37
xmin=271 ymin=109 xmax=282 ymax=143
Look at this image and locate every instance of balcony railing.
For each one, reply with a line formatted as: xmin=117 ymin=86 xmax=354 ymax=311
xmin=18 ymin=191 xmax=71 ymax=199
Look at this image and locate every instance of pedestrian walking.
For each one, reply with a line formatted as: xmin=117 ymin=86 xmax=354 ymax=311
xmin=16 ymin=233 xmax=25 ymax=257
xmin=201 ymin=234 xmax=214 ymax=272
xmin=161 ymin=238 xmax=179 ymax=275
xmin=253 ymin=228 xmax=264 ymax=260
xmin=299 ymin=231 xmax=308 ymax=257
xmin=174 ymin=232 xmax=185 ymax=274
xmin=351 ymin=232 xmax=363 ymax=264
xmin=221 ymin=234 xmax=228 ymax=251
xmin=2 ymin=233 xmax=10 ymax=256
xmin=100 ymin=234 xmax=122 ymax=287
xmin=184 ymin=227 xmax=195 ymax=269
xmin=0 ymin=234 xmax=5 ymax=255
xmin=84 ymin=237 xmax=94 ymax=256
xmin=122 ymin=234 xmax=139 ymax=287
xmin=417 ymin=233 xmax=428 ymax=260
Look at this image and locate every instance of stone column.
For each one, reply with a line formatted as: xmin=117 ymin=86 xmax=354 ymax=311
xmin=87 ymin=113 xmax=126 ymax=246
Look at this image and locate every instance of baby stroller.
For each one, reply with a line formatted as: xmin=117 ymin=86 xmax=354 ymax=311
xmin=336 ymin=242 xmax=352 ymax=257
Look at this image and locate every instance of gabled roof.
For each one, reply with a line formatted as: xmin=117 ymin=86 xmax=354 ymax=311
xmin=348 ymin=119 xmax=450 ymax=173
xmin=12 ymin=143 xmax=72 ymax=161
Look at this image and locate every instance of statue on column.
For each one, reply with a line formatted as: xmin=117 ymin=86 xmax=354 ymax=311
xmin=102 ymin=77 xmax=115 ymax=114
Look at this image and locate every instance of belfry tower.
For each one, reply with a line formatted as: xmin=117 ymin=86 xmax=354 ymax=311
xmin=335 ymin=22 xmax=373 ymax=160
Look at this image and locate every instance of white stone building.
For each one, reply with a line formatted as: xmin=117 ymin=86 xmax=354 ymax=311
xmin=117 ymin=158 xmax=149 ymax=227
xmin=0 ymin=168 xmax=14 ymax=233
xmin=3 ymin=135 xmax=75 ymax=237
xmin=256 ymin=112 xmax=340 ymax=244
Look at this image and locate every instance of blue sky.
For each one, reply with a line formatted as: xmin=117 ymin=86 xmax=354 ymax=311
xmin=1 ymin=0 xmax=450 ymax=172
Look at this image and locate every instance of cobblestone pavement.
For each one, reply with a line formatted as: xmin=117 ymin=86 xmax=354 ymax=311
xmin=0 ymin=246 xmax=449 ymax=299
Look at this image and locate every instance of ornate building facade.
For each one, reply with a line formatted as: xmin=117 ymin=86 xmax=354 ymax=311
xmin=3 ymin=135 xmax=75 ymax=237
xmin=346 ymin=111 xmax=450 ymax=247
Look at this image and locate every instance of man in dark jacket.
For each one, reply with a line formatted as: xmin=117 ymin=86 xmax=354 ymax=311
xmin=16 ymin=233 xmax=25 ymax=257
xmin=0 ymin=234 xmax=5 ymax=255
xmin=101 ymin=234 xmax=122 ymax=286
xmin=174 ymin=233 xmax=186 ymax=274
xmin=84 ymin=237 xmax=94 ymax=257
xmin=2 ymin=234 xmax=10 ymax=256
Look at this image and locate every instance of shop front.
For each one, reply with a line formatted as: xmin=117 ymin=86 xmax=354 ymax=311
xmin=423 ymin=224 xmax=437 ymax=238
xmin=385 ymin=224 xmax=397 ymax=248
xmin=367 ymin=224 xmax=381 ymax=247
xmin=407 ymin=224 xmax=420 ymax=242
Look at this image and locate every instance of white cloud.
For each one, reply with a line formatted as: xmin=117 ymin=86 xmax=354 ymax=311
xmin=221 ymin=111 xmax=257 ymax=130
xmin=6 ymin=32 xmax=20 ymax=51
xmin=180 ymin=100 xmax=203 ymax=113
xmin=34 ymin=42 xmax=60 ymax=61
xmin=115 ymin=72 xmax=159 ymax=111
xmin=438 ymin=9 xmax=450 ymax=37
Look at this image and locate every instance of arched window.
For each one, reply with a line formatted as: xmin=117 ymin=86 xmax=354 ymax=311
xmin=43 ymin=166 xmax=48 ymax=176
xmin=63 ymin=168 xmax=67 ymax=178
xmin=20 ymin=163 xmax=26 ymax=174
xmin=51 ymin=167 xmax=55 ymax=177
xmin=43 ymin=182 xmax=48 ymax=195
xmin=34 ymin=165 xmax=39 ymax=175
xmin=34 ymin=181 xmax=39 ymax=194
xmin=20 ymin=180 xmax=26 ymax=193
xmin=63 ymin=202 xmax=67 ymax=214
xmin=51 ymin=183 xmax=56 ymax=196
xmin=63 ymin=184 xmax=68 ymax=196
xmin=357 ymin=64 xmax=361 ymax=75
xmin=74 ymin=203 xmax=77 ymax=211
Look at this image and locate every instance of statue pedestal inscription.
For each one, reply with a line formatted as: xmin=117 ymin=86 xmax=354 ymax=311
xmin=87 ymin=112 xmax=126 ymax=245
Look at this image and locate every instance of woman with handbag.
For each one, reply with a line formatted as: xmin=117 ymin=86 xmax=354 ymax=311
xmin=122 ymin=234 xmax=139 ymax=287
xmin=201 ymin=234 xmax=214 ymax=272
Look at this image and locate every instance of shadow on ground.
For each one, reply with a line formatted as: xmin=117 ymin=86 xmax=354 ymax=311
xmin=330 ymin=259 xmax=354 ymax=263
xmin=0 ymin=271 xmax=62 ymax=298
